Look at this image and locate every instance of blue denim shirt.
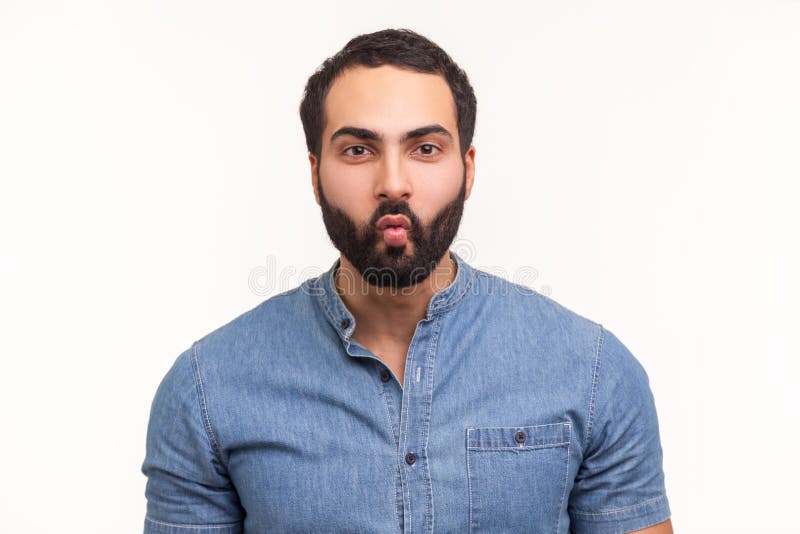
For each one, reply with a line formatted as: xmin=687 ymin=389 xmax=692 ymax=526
xmin=142 ymin=251 xmax=670 ymax=533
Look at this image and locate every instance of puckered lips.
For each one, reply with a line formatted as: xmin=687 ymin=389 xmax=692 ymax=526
xmin=376 ymin=214 xmax=411 ymax=247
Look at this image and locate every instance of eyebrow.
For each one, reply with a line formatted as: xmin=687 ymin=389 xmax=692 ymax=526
xmin=330 ymin=126 xmax=381 ymax=143
xmin=401 ymin=124 xmax=453 ymax=143
xmin=329 ymin=124 xmax=453 ymax=144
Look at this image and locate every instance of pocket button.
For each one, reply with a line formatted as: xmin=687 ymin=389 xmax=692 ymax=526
xmin=514 ymin=430 xmax=526 ymax=444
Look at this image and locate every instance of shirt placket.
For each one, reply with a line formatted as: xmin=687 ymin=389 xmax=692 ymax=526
xmin=396 ymin=313 xmax=440 ymax=534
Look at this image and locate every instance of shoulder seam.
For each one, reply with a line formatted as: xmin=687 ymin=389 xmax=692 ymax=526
xmin=585 ymin=324 xmax=604 ymax=452
xmin=190 ymin=342 xmax=227 ymax=469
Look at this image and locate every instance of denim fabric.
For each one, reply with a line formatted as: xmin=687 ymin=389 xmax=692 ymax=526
xmin=142 ymin=250 xmax=670 ymax=533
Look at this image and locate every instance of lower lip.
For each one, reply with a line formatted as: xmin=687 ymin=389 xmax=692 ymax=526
xmin=382 ymin=226 xmax=408 ymax=247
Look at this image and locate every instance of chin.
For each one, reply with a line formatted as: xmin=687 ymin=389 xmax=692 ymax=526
xmin=379 ymin=239 xmax=414 ymax=255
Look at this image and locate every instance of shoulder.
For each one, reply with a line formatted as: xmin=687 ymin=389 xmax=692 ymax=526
xmin=468 ymin=266 xmax=603 ymax=355
xmin=595 ymin=326 xmax=651 ymax=388
xmin=149 ymin=346 xmax=198 ymax=419
xmin=584 ymin=324 xmax=661 ymax=454
xmin=474 ymin=267 xmax=599 ymax=324
xmin=465 ymin=266 xmax=655 ymax=409
xmin=165 ymin=276 xmax=325 ymax=389
xmin=209 ymin=280 xmax=313 ymax=336
xmin=195 ymin=278 xmax=316 ymax=352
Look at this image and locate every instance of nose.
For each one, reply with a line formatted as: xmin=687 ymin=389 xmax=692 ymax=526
xmin=373 ymin=152 xmax=412 ymax=202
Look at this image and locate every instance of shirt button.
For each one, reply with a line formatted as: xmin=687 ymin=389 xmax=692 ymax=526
xmin=405 ymin=452 xmax=416 ymax=465
xmin=514 ymin=430 xmax=526 ymax=444
xmin=340 ymin=318 xmax=350 ymax=329
xmin=380 ymin=368 xmax=391 ymax=382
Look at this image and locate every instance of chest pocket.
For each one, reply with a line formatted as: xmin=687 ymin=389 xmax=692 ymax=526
xmin=466 ymin=421 xmax=571 ymax=534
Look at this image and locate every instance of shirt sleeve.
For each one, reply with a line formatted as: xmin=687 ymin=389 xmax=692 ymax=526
xmin=567 ymin=326 xmax=671 ymax=533
xmin=141 ymin=345 xmax=244 ymax=534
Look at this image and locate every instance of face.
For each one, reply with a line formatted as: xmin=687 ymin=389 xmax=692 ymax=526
xmin=309 ymin=65 xmax=476 ymax=288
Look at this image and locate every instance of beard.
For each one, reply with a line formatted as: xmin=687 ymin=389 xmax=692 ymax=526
xmin=317 ymin=168 xmax=466 ymax=289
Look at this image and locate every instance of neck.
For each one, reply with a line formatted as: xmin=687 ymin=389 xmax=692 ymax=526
xmin=334 ymin=252 xmax=457 ymax=343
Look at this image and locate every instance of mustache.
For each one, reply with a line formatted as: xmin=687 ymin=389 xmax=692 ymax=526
xmin=369 ymin=200 xmax=421 ymax=229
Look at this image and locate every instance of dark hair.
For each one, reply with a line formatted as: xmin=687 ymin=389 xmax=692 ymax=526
xmin=299 ymin=28 xmax=477 ymax=159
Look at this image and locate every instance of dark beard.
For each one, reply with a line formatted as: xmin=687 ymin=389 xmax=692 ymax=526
xmin=318 ymin=168 xmax=466 ymax=289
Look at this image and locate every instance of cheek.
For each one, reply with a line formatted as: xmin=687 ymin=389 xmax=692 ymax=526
xmin=409 ymin=162 xmax=464 ymax=219
xmin=319 ymin=161 xmax=373 ymax=206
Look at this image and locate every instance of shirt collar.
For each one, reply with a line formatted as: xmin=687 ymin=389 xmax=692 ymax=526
xmin=313 ymin=250 xmax=475 ymax=340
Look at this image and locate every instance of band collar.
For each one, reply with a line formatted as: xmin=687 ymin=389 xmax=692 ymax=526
xmin=314 ymin=250 xmax=475 ymax=341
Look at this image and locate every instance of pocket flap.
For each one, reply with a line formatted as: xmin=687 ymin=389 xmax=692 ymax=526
xmin=467 ymin=421 xmax=571 ymax=450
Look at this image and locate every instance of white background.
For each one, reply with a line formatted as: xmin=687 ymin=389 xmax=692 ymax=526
xmin=1 ymin=1 xmax=798 ymax=532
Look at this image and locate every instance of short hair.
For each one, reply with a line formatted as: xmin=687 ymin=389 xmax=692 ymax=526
xmin=299 ymin=28 xmax=477 ymax=159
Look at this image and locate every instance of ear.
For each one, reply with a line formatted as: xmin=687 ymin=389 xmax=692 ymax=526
xmin=463 ymin=145 xmax=476 ymax=201
xmin=309 ymin=153 xmax=320 ymax=206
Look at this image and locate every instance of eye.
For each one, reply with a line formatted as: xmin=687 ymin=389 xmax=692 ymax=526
xmin=343 ymin=145 xmax=372 ymax=157
xmin=415 ymin=144 xmax=441 ymax=157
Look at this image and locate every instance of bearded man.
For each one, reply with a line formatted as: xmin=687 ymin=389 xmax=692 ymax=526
xmin=142 ymin=28 xmax=672 ymax=534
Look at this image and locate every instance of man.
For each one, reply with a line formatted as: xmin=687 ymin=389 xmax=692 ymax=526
xmin=142 ymin=29 xmax=672 ymax=533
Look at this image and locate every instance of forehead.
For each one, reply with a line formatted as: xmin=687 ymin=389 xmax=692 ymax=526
xmin=322 ymin=65 xmax=457 ymax=141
